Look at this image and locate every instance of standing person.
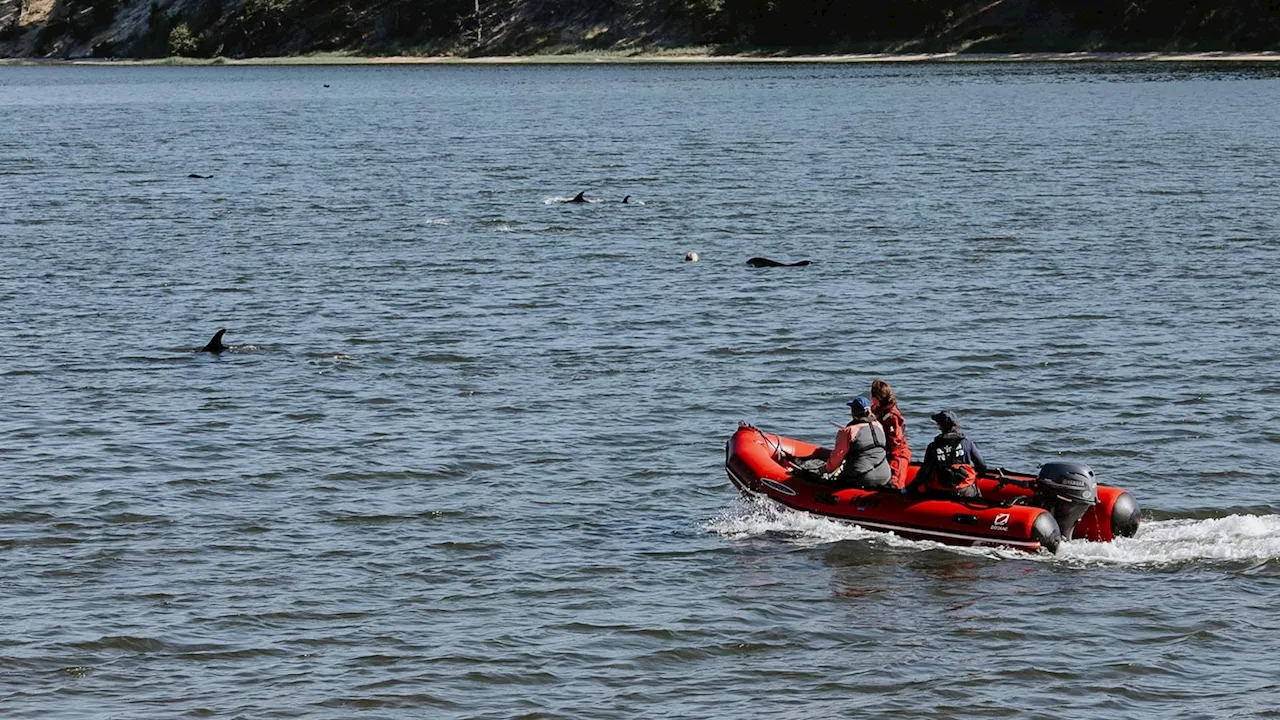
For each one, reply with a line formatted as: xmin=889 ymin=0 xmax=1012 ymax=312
xmin=870 ymin=379 xmax=911 ymax=490
xmin=909 ymin=410 xmax=989 ymax=499
xmin=816 ymin=396 xmax=893 ymax=490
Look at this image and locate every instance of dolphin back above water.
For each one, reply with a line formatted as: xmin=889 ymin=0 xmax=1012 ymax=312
xmin=746 ymin=257 xmax=812 ymax=268
xmin=556 ymin=191 xmax=636 ymax=204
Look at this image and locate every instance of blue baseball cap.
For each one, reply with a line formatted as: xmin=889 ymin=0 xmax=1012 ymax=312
xmin=931 ymin=410 xmax=958 ymax=428
xmin=847 ymin=396 xmax=872 ymax=414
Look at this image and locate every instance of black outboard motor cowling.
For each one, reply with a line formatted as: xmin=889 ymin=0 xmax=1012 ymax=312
xmin=1035 ymin=461 xmax=1098 ymax=541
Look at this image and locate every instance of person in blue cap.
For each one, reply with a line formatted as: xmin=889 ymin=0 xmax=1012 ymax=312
xmin=809 ymin=396 xmax=893 ymax=489
xmin=908 ymin=410 xmax=989 ymax=498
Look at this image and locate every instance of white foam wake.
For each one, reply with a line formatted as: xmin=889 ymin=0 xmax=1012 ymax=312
xmin=1057 ymin=514 xmax=1280 ymax=566
xmin=706 ymin=499 xmax=1280 ymax=566
xmin=705 ymin=497 xmax=885 ymax=546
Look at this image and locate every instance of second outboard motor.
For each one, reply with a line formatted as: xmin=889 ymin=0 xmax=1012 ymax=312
xmin=1035 ymin=462 xmax=1098 ymax=541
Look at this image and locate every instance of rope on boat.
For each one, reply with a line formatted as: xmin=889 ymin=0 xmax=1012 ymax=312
xmin=745 ymin=422 xmax=788 ymax=461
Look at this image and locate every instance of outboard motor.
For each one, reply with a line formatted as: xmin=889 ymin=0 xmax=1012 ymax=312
xmin=1035 ymin=461 xmax=1098 ymax=541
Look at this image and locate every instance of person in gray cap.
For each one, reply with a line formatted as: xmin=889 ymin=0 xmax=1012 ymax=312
xmin=908 ymin=410 xmax=990 ymax=498
xmin=798 ymin=396 xmax=893 ymax=490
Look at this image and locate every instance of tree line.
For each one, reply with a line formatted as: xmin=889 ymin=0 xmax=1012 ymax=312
xmin=688 ymin=0 xmax=1280 ymax=51
xmin=6 ymin=0 xmax=1280 ymax=59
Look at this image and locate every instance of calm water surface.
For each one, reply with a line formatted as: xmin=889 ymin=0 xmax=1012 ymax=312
xmin=2 ymin=62 xmax=1280 ymax=719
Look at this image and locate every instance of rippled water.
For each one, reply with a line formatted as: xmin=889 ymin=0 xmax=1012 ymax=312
xmin=3 ymin=62 xmax=1280 ymax=718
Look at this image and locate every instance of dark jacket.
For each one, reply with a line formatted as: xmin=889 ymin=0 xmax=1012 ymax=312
xmin=912 ymin=430 xmax=988 ymax=494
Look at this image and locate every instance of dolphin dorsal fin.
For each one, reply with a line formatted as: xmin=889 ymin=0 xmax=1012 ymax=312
xmin=201 ymin=328 xmax=227 ymax=353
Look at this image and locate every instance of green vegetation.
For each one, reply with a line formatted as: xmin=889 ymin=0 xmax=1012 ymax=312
xmin=168 ymin=21 xmax=197 ymax=56
xmin=5 ymin=0 xmax=1280 ymax=59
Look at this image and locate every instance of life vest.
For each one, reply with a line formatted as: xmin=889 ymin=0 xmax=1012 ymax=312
xmin=926 ymin=432 xmax=977 ymax=493
xmin=819 ymin=415 xmax=890 ymax=486
xmin=828 ymin=420 xmax=892 ymax=488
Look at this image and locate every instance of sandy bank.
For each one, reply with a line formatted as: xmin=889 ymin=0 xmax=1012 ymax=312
xmin=368 ymin=51 xmax=1280 ymax=64
xmin=5 ymin=50 xmax=1280 ymax=66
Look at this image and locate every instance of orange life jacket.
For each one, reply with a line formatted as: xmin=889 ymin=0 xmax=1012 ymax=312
xmin=874 ymin=401 xmax=911 ymax=489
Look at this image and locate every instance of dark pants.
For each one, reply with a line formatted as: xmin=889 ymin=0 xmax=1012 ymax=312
xmin=914 ymin=484 xmax=981 ymax=500
xmin=847 ymin=477 xmax=894 ymax=491
xmin=841 ymin=471 xmax=895 ymax=491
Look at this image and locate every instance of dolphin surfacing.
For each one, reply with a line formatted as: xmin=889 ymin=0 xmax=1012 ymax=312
xmin=746 ymin=257 xmax=812 ymax=268
xmin=201 ymin=329 xmax=229 ymax=353
xmin=567 ymin=191 xmax=587 ymax=203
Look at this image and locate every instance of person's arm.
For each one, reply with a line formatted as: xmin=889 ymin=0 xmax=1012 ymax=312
xmin=966 ymin=438 xmax=989 ymax=476
xmin=880 ymin=414 xmax=899 ymax=444
xmin=906 ymin=442 xmax=934 ymax=491
xmin=823 ymin=427 xmax=853 ymax=474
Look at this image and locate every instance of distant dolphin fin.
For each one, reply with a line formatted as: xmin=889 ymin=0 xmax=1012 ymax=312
xmin=571 ymin=191 xmax=586 ymax=202
xmin=201 ymin=328 xmax=228 ymax=353
xmin=622 ymin=195 xmax=630 ymax=203
xmin=746 ymin=257 xmax=812 ymax=268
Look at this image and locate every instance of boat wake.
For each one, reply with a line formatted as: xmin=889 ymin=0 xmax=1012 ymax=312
xmin=1057 ymin=513 xmax=1280 ymax=566
xmin=706 ymin=498 xmax=1280 ymax=567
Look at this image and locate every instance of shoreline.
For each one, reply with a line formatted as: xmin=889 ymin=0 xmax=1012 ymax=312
xmin=5 ymin=50 xmax=1280 ymax=66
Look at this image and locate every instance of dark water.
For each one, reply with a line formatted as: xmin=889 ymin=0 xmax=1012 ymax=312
xmin=3 ymin=62 xmax=1280 ymax=718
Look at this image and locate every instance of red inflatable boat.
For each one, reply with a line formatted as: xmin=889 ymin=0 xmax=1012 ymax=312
xmin=725 ymin=424 xmax=1141 ymax=553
